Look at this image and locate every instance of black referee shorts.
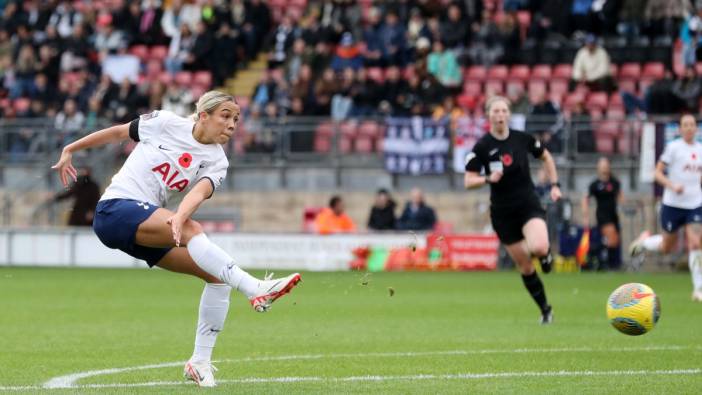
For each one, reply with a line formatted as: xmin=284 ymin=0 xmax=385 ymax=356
xmin=490 ymin=200 xmax=546 ymax=245
xmin=596 ymin=212 xmax=620 ymax=230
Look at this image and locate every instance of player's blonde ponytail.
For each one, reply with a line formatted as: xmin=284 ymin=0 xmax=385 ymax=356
xmin=191 ymin=90 xmax=237 ymax=121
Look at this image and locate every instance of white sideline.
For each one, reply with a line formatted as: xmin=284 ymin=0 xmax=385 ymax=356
xmin=0 ymin=345 xmax=694 ymax=391
xmin=0 ymin=369 xmax=699 ymax=391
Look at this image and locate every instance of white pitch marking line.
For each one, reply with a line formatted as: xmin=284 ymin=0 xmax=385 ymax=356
xmin=36 ymin=345 xmax=702 ymax=389
xmin=2 ymin=369 xmax=699 ymax=391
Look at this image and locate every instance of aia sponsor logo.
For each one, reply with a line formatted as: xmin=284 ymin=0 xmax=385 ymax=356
xmin=152 ymin=162 xmax=189 ymax=191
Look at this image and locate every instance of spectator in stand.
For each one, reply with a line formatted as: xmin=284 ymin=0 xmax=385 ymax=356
xmin=31 ymin=72 xmax=57 ymax=109
xmin=184 ymin=21 xmax=213 ymax=71
xmin=53 ymin=168 xmax=101 ymax=227
xmin=432 ymin=95 xmax=466 ymax=132
xmin=644 ymin=69 xmax=678 ymax=114
xmin=368 ymin=189 xmax=397 ymax=231
xmin=10 ymin=44 xmax=37 ymax=99
xmin=497 ymin=12 xmax=522 ymax=65
xmin=36 ymin=44 xmax=60 ymax=86
xmin=245 ymin=0 xmax=272 ymax=59
xmin=315 ymin=195 xmax=357 ymax=235
xmin=331 ymin=67 xmax=354 ymax=120
xmin=378 ymin=10 xmax=407 ymax=66
xmin=681 ymin=8 xmax=702 ymax=67
xmin=397 ymin=188 xmax=437 ymax=231
xmin=266 ymin=15 xmax=296 ymax=69
xmin=362 ymin=7 xmax=383 ymax=67
xmin=672 ymin=66 xmax=702 ymax=113
xmin=569 ymin=0 xmax=595 ymax=34
xmin=165 ymin=24 xmax=195 ymax=74
xmin=54 ymin=98 xmax=85 ymax=145
xmin=285 ymin=38 xmax=308 ymax=82
xmin=571 ymin=101 xmax=596 ymax=153
xmin=427 ymin=40 xmax=461 ymax=92
xmin=349 ymin=67 xmax=379 ymax=116
xmin=251 ymin=71 xmax=277 ymax=108
xmin=161 ymin=0 xmax=201 ymax=39
xmin=381 ymin=65 xmax=406 ymax=115
xmin=441 ymin=4 xmax=470 ymax=50
xmin=618 ymin=0 xmax=646 ymax=39
xmin=645 ymin=0 xmax=692 ymax=39
xmin=571 ymin=34 xmax=615 ymax=93
xmin=397 ymin=73 xmax=425 ymax=116
xmin=313 ymin=67 xmax=338 ymax=115
xmin=507 ymin=84 xmax=531 ymax=115
xmin=60 ymin=24 xmax=90 ymax=72
xmin=128 ymin=0 xmax=165 ymax=46
xmin=212 ymin=22 xmax=238 ymax=86
xmin=527 ymin=92 xmax=563 ymax=153
xmin=468 ymin=9 xmax=503 ymax=66
xmin=161 ymin=81 xmax=194 ymax=116
xmin=406 ymin=8 xmax=431 ymax=54
xmin=331 ymin=32 xmax=363 ymax=72
xmin=93 ymin=13 xmax=127 ymax=59
xmin=47 ymin=1 xmax=83 ymax=38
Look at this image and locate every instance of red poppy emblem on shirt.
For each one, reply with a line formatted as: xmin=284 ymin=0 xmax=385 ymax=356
xmin=179 ymin=153 xmax=193 ymax=168
xmin=501 ymin=153 xmax=513 ymax=167
xmin=606 ymin=183 xmax=613 ymax=192
xmin=693 ymin=153 xmax=697 ymax=160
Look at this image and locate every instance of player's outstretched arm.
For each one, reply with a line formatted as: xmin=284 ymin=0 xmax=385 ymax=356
xmin=539 ymin=149 xmax=561 ymax=201
xmin=167 ymin=179 xmax=214 ymax=246
xmin=51 ymin=123 xmax=131 ymax=187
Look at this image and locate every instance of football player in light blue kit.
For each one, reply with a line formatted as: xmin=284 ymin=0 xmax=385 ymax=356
xmin=52 ymin=91 xmax=301 ymax=386
xmin=630 ymin=114 xmax=702 ymax=301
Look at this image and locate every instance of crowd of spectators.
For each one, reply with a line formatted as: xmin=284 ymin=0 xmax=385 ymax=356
xmin=3 ymin=0 xmax=702 ymax=160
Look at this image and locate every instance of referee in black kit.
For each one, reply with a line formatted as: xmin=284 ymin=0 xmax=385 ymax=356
xmin=464 ymin=96 xmax=562 ymax=324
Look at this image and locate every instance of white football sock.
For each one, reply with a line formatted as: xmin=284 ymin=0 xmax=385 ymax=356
xmin=187 ymin=233 xmax=259 ymax=297
xmin=642 ymin=235 xmax=663 ymax=252
xmin=689 ymin=250 xmax=702 ymax=292
xmin=191 ymin=283 xmax=231 ymax=363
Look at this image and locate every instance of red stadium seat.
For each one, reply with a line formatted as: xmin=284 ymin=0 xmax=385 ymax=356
xmin=696 ymin=62 xmax=702 ymax=75
xmin=617 ymin=79 xmax=637 ymax=94
xmin=528 ymin=79 xmax=547 ymax=95
xmin=531 ymin=65 xmax=552 ymax=80
xmin=145 ymin=59 xmax=163 ymax=76
xmin=586 ymin=92 xmax=608 ymax=110
xmin=595 ymin=136 xmax=614 ymax=154
xmin=606 ymin=107 xmax=626 ymax=119
xmin=465 ymin=66 xmax=487 ymax=81
xmin=367 ymin=67 xmax=384 ymax=83
xmin=339 ymin=135 xmax=353 ymax=153
xmin=618 ymin=63 xmax=642 ymax=79
xmin=609 ymin=92 xmax=624 ymax=109
xmin=563 ymin=93 xmax=585 ymax=111
xmin=190 ymin=85 xmax=206 ymax=99
xmin=549 ymin=79 xmax=569 ymax=97
xmin=340 ymin=120 xmax=358 ymax=137
xmin=506 ymin=80 xmax=525 ymax=94
xmin=597 ymin=120 xmax=621 ymax=137
xmin=234 ymin=96 xmax=250 ymax=111
xmin=13 ymin=98 xmax=30 ymax=113
xmin=403 ymin=66 xmax=416 ymax=80
xmin=609 ymin=64 xmax=618 ymax=78
xmin=553 ymin=64 xmax=573 ymax=79
xmin=302 ymin=207 xmax=323 ymax=232
xmin=149 ymin=45 xmax=168 ymax=61
xmin=174 ymin=71 xmax=193 ymax=86
xmin=358 ymin=121 xmax=381 ymax=138
xmin=314 ymin=135 xmax=331 ymax=153
xmin=642 ymin=62 xmax=665 ymax=79
xmin=463 ymin=80 xmax=482 ymax=96
xmin=485 ymin=79 xmax=504 ymax=95
xmin=193 ymin=71 xmax=213 ymax=88
xmin=157 ymin=71 xmax=173 ymax=84
xmin=509 ymin=65 xmax=530 ymax=81
xmin=355 ymin=136 xmax=373 ymax=153
xmin=487 ymin=65 xmax=509 ymax=80
xmin=457 ymin=94 xmax=477 ymax=110
xmin=290 ymin=0 xmax=307 ymax=6
xmin=129 ymin=45 xmax=149 ymax=61
xmin=315 ymin=121 xmax=334 ymax=138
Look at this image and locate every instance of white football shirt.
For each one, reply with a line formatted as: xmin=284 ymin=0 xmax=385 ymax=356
xmin=100 ymin=110 xmax=229 ymax=207
xmin=659 ymin=138 xmax=702 ymax=209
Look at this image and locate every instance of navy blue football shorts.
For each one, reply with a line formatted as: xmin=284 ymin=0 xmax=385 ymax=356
xmin=93 ymin=199 xmax=172 ymax=267
xmin=660 ymin=204 xmax=702 ymax=233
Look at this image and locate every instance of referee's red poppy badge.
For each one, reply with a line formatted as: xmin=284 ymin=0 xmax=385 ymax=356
xmin=179 ymin=153 xmax=193 ymax=168
xmin=501 ymin=153 xmax=513 ymax=167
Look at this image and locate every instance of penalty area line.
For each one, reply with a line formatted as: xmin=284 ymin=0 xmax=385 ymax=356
xmin=2 ymin=368 xmax=699 ymax=391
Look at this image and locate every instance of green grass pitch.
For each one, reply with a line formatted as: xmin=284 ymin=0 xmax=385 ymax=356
xmin=1 ymin=268 xmax=701 ymax=394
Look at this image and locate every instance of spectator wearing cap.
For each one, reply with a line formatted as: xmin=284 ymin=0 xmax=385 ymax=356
xmin=315 ymin=195 xmax=357 ymax=235
xmin=571 ymin=34 xmax=615 ymax=93
xmin=331 ymin=32 xmax=363 ymax=72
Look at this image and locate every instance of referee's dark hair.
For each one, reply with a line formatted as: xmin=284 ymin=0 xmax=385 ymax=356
xmin=329 ymin=195 xmax=342 ymax=208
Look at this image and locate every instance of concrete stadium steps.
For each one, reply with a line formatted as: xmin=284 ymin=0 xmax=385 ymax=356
xmin=221 ymin=54 xmax=267 ymax=98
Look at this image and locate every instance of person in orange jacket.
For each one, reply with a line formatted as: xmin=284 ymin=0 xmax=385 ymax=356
xmin=315 ymin=195 xmax=357 ymax=234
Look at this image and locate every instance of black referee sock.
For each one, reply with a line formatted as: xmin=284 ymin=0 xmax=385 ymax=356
xmin=521 ymin=272 xmax=549 ymax=313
